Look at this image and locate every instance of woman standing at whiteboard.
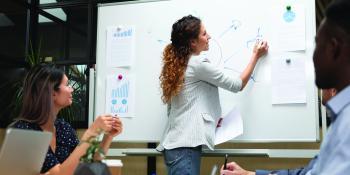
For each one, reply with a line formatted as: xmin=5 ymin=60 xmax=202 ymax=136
xmin=157 ymin=15 xmax=268 ymax=175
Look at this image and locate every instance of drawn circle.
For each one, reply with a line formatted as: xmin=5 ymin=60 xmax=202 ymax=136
xmin=111 ymin=99 xmax=117 ymax=105
xmin=283 ymin=11 xmax=295 ymax=22
xmin=122 ymin=99 xmax=127 ymax=105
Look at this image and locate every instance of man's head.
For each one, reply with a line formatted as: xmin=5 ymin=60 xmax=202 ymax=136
xmin=313 ymin=0 xmax=350 ymax=91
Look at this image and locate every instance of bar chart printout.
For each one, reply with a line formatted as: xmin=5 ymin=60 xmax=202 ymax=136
xmin=105 ymin=71 xmax=134 ymax=117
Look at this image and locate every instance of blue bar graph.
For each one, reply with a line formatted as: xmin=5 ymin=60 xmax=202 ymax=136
xmin=111 ymin=82 xmax=129 ymax=98
xmin=115 ymin=29 xmax=133 ymax=38
xmin=110 ymin=81 xmax=130 ymax=114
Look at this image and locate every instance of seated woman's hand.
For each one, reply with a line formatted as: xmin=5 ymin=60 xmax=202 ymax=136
xmin=90 ymin=114 xmax=117 ymax=134
xmin=83 ymin=114 xmax=123 ymax=142
xmin=108 ymin=116 xmax=123 ymax=137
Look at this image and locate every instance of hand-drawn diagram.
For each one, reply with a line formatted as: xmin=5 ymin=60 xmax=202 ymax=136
xmin=146 ymin=15 xmax=266 ymax=83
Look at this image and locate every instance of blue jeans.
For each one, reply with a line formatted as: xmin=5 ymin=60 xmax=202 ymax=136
xmin=163 ymin=146 xmax=202 ymax=175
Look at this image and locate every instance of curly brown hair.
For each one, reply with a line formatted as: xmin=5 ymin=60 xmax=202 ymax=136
xmin=160 ymin=15 xmax=201 ymax=103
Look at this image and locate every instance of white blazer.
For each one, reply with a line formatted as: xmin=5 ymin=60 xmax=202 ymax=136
xmin=157 ymin=56 xmax=242 ymax=151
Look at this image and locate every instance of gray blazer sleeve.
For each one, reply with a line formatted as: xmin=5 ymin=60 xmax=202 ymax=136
xmin=167 ymin=103 xmax=171 ymax=117
xmin=193 ymin=59 xmax=242 ymax=92
xmin=256 ymin=156 xmax=317 ymax=175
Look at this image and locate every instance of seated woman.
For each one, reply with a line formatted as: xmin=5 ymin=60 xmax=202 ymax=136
xmin=11 ymin=64 xmax=123 ymax=175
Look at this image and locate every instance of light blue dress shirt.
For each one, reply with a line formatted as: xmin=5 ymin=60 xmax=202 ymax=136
xmin=308 ymin=85 xmax=350 ymax=175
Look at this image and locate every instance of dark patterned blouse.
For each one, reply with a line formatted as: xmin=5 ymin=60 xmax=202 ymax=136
xmin=13 ymin=118 xmax=79 ymax=173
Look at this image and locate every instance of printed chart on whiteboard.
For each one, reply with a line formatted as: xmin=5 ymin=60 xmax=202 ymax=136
xmin=105 ymin=69 xmax=135 ymax=117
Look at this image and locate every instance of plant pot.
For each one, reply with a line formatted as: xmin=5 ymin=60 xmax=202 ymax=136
xmin=74 ymin=162 xmax=111 ymax=175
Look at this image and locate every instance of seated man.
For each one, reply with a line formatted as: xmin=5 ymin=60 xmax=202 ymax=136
xmin=220 ymin=89 xmax=335 ymax=175
xmin=222 ymin=0 xmax=350 ymax=174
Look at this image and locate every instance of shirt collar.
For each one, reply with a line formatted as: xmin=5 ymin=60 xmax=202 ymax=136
xmin=326 ymin=85 xmax=350 ymax=121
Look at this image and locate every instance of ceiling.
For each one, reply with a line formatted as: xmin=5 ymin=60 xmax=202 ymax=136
xmin=0 ymin=0 xmax=89 ymax=66
xmin=0 ymin=0 xmax=26 ymax=28
xmin=0 ymin=0 xmax=25 ymax=15
xmin=0 ymin=0 xmax=336 ymax=31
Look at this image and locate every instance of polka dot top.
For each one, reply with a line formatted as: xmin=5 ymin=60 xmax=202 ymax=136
xmin=12 ymin=118 xmax=79 ymax=173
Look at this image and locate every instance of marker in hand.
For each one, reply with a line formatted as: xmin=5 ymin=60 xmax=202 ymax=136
xmin=224 ymin=154 xmax=228 ymax=170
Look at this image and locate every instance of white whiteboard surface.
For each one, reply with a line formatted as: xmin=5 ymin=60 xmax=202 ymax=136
xmin=95 ymin=0 xmax=319 ymax=142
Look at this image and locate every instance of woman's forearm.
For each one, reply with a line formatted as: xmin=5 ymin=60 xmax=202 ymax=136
xmin=240 ymin=55 xmax=258 ymax=90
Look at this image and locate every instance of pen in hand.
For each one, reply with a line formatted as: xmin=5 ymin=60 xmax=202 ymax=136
xmin=224 ymin=154 xmax=228 ymax=170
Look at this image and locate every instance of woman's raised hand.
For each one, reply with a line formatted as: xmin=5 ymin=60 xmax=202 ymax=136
xmin=252 ymin=40 xmax=269 ymax=59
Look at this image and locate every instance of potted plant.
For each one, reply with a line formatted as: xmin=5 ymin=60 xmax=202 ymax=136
xmin=74 ymin=134 xmax=112 ymax=175
xmin=3 ymin=40 xmax=46 ymax=124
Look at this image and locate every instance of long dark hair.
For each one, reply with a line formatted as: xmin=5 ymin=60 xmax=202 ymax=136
xmin=17 ymin=64 xmax=64 ymax=125
xmin=160 ymin=15 xmax=201 ymax=103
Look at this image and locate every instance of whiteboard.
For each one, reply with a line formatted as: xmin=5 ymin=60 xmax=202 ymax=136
xmin=95 ymin=0 xmax=319 ymax=142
